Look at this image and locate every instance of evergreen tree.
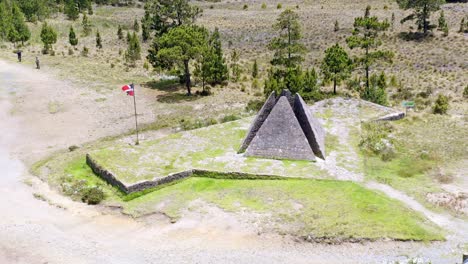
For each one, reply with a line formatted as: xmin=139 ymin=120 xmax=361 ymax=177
xmin=0 ymin=1 xmax=12 ymax=40
xmin=96 ymin=30 xmax=102 ymax=49
xmin=88 ymin=4 xmax=93 ymax=15
xmin=126 ymin=32 xmax=141 ymax=66
xmin=82 ymin=12 xmax=92 ymax=36
xmin=117 ymin=25 xmax=123 ymax=40
xmin=65 ymin=0 xmax=79 ymax=21
xmin=397 ymin=0 xmax=445 ymax=34
xmin=148 ymin=25 xmax=208 ymax=95
xmin=438 ymin=10 xmax=446 ymax=30
xmin=268 ymin=9 xmax=306 ymax=91
xmin=133 ymin=18 xmax=139 ymax=32
xmin=141 ymin=12 xmax=150 ymax=42
xmin=346 ymin=6 xmax=393 ymax=97
xmin=40 ymin=22 xmax=57 ymax=54
xmin=205 ymin=28 xmax=228 ymax=85
xmin=230 ymin=49 xmax=241 ymax=82
xmin=126 ymin=31 xmax=131 ymax=43
xmin=8 ymin=3 xmax=30 ymax=46
xmin=252 ymin=59 xmax=258 ymax=78
xmin=144 ymin=0 xmax=202 ymax=37
xmin=69 ymin=26 xmax=78 ymax=47
xmin=17 ymin=0 xmax=49 ymax=22
xmin=321 ymin=43 xmax=352 ymax=95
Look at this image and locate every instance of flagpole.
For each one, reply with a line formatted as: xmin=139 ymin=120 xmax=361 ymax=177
xmin=131 ymin=83 xmax=139 ymax=145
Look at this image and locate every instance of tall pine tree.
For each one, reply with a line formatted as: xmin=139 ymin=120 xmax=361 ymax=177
xmin=346 ymin=6 xmax=393 ymax=97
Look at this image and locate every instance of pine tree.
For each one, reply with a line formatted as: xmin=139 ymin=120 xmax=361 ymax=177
xmin=96 ymin=30 xmax=102 ymax=49
xmin=205 ymin=28 xmax=228 ymax=85
xmin=88 ymin=4 xmax=93 ymax=15
xmin=397 ymin=0 xmax=445 ymax=34
xmin=69 ymin=26 xmax=78 ymax=47
xmin=230 ymin=49 xmax=241 ymax=82
xmin=82 ymin=13 xmax=91 ymax=36
xmin=268 ymin=9 xmax=306 ymax=91
xmin=252 ymin=59 xmax=258 ymax=78
xmin=125 ymin=32 xmax=141 ymax=66
xmin=8 ymin=3 xmax=30 ymax=46
xmin=144 ymin=0 xmax=202 ymax=37
xmin=65 ymin=0 xmax=79 ymax=21
xmin=0 ymin=1 xmax=12 ymax=41
xmin=40 ymin=22 xmax=57 ymax=54
xmin=126 ymin=31 xmax=131 ymax=43
xmin=334 ymin=20 xmax=339 ymax=32
xmin=147 ymin=25 xmax=208 ymax=95
xmin=346 ymin=6 xmax=393 ymax=97
xmin=142 ymin=23 xmax=150 ymax=42
xmin=141 ymin=12 xmax=150 ymax=42
xmin=117 ymin=25 xmax=123 ymax=40
xmin=321 ymin=43 xmax=352 ymax=95
xmin=133 ymin=18 xmax=139 ymax=32
xmin=438 ymin=10 xmax=447 ymax=30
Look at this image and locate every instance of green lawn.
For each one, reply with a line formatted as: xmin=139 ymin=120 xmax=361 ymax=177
xmin=122 ymin=176 xmax=443 ymax=241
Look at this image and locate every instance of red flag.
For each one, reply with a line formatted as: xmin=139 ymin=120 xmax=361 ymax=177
xmin=122 ymin=84 xmax=134 ymax=96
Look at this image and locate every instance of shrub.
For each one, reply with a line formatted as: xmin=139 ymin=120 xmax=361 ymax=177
xmin=246 ymin=99 xmax=264 ymax=112
xmin=81 ymin=46 xmax=89 ymax=57
xmin=433 ymin=94 xmax=448 ymax=114
xmin=243 ymin=4 xmax=248 ymax=10
xmin=277 ymin=3 xmax=282 ymax=9
xmin=261 ymin=3 xmax=267 ymax=9
xmin=463 ymin=85 xmax=468 ymax=98
xmin=221 ymin=114 xmax=240 ymax=123
xmin=359 ymin=122 xmax=395 ymax=161
xmin=81 ymin=187 xmax=105 ymax=205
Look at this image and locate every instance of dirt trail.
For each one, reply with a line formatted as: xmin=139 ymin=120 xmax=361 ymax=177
xmin=0 ymin=60 xmax=466 ymax=264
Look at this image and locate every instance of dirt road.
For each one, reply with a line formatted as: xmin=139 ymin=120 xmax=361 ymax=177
xmin=0 ymin=59 xmax=465 ymax=264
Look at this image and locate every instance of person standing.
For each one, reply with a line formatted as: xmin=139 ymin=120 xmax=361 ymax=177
xmin=35 ymin=57 xmax=40 ymax=69
xmin=17 ymin=50 xmax=22 ymax=62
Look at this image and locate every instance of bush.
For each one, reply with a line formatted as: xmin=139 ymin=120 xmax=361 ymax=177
xmin=243 ymin=4 xmax=248 ymax=10
xmin=261 ymin=3 xmax=267 ymax=9
xmin=81 ymin=187 xmax=105 ymax=205
xmin=81 ymin=46 xmax=89 ymax=57
xmin=246 ymin=99 xmax=264 ymax=112
xmin=433 ymin=94 xmax=448 ymax=114
xmin=463 ymin=85 xmax=468 ymax=98
xmin=221 ymin=114 xmax=240 ymax=123
xmin=277 ymin=3 xmax=282 ymax=9
xmin=359 ymin=122 xmax=396 ymax=161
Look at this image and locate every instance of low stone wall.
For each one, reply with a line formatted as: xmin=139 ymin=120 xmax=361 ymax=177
xmin=86 ymin=154 xmax=130 ymax=193
xmin=86 ymin=154 xmax=292 ymax=194
xmin=375 ymin=112 xmax=406 ymax=122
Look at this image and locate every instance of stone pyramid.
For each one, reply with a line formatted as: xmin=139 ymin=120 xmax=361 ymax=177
xmin=239 ymin=90 xmax=326 ymax=161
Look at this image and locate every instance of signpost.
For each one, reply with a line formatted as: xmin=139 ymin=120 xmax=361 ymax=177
xmin=402 ymin=101 xmax=415 ymax=115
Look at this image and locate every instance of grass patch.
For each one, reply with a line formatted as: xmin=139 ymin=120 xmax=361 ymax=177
xmin=362 ymin=114 xmax=467 ymax=206
xmin=123 ymin=177 xmax=443 ymax=241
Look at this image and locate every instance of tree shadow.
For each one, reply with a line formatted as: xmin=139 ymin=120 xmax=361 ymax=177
xmin=142 ymin=79 xmax=207 ymax=103
xmin=398 ymin=32 xmax=434 ymax=42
